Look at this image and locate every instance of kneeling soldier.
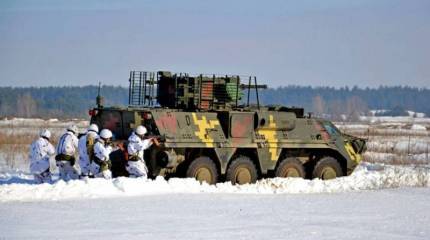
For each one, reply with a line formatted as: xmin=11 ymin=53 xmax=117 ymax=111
xmin=30 ymin=129 xmax=55 ymax=183
xmin=56 ymin=125 xmax=79 ymax=181
xmin=78 ymin=124 xmax=99 ymax=178
xmin=91 ymin=129 xmax=113 ymax=179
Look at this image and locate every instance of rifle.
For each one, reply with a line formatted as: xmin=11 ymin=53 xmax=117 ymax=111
xmin=142 ymin=135 xmax=166 ymax=142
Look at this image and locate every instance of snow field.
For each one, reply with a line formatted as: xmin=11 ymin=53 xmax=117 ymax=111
xmin=359 ymin=115 xmax=430 ymax=124
xmin=1 ymin=118 xmax=430 ymax=240
xmin=366 ymin=138 xmax=429 ymax=154
xmin=0 ymin=117 xmax=88 ymax=128
xmin=336 ymin=121 xmax=430 ymax=165
xmin=1 ymin=163 xmax=429 ymax=202
xmin=1 ymin=188 xmax=430 ymax=240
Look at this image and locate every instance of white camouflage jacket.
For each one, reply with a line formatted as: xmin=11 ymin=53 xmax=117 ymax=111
xmin=56 ymin=131 xmax=78 ymax=156
xmin=78 ymin=131 xmax=98 ymax=159
xmin=127 ymin=132 xmax=152 ymax=159
xmin=30 ymin=137 xmax=55 ymax=163
xmin=94 ymin=138 xmax=113 ymax=162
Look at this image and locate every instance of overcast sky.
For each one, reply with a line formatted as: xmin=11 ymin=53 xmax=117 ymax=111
xmin=0 ymin=0 xmax=429 ymax=88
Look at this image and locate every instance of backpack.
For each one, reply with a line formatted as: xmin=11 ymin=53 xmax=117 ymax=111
xmin=86 ymin=135 xmax=96 ymax=162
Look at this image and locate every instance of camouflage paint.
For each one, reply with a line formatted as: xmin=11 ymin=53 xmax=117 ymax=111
xmin=257 ymin=115 xmax=280 ymax=161
xmin=344 ymin=142 xmax=362 ymax=164
xmin=192 ymin=113 xmax=220 ymax=148
xmin=90 ymin=70 xmax=366 ymax=181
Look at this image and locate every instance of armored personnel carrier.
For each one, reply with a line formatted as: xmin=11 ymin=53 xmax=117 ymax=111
xmin=89 ymin=71 xmax=366 ymax=184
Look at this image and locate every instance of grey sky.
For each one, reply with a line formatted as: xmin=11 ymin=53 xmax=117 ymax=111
xmin=0 ymin=0 xmax=429 ymax=88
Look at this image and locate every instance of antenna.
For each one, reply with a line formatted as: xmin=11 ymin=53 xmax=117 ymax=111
xmin=96 ymin=82 xmax=104 ymax=108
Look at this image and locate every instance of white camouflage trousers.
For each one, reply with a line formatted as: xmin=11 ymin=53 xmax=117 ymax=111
xmin=57 ymin=161 xmax=79 ymax=181
xmin=126 ymin=160 xmax=148 ymax=178
xmin=79 ymin=155 xmax=91 ymax=177
xmin=34 ymin=171 xmax=52 ymax=184
xmin=90 ymin=162 xmax=112 ymax=179
xmin=30 ymin=159 xmax=52 ymax=184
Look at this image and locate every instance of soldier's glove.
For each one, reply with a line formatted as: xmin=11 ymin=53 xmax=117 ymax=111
xmin=41 ymin=169 xmax=51 ymax=177
xmin=158 ymin=135 xmax=166 ymax=142
xmin=100 ymin=159 xmax=112 ymax=172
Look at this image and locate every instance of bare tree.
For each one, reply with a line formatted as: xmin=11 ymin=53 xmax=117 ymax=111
xmin=312 ymin=95 xmax=325 ymax=117
xmin=346 ymin=96 xmax=368 ymax=121
xmin=17 ymin=93 xmax=37 ymax=117
xmin=0 ymin=101 xmax=9 ymax=117
xmin=327 ymin=100 xmax=345 ymax=121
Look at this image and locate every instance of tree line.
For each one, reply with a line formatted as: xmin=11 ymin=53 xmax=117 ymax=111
xmin=0 ymin=85 xmax=429 ymax=119
xmin=255 ymin=86 xmax=430 ymax=120
xmin=0 ymin=86 xmax=128 ymax=118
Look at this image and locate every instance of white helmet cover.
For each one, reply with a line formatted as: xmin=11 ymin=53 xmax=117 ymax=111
xmin=67 ymin=125 xmax=78 ymax=135
xmin=135 ymin=125 xmax=147 ymax=136
xmin=40 ymin=129 xmax=51 ymax=139
xmin=88 ymin=124 xmax=99 ymax=133
xmin=100 ymin=129 xmax=113 ymax=139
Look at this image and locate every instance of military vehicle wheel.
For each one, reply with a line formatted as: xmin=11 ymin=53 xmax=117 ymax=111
xmin=312 ymin=157 xmax=343 ymax=180
xmin=186 ymin=156 xmax=218 ymax=184
xmin=275 ymin=157 xmax=305 ymax=178
xmin=226 ymin=156 xmax=258 ymax=185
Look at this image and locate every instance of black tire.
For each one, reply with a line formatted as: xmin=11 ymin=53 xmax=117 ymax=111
xmin=275 ymin=157 xmax=305 ymax=178
xmin=312 ymin=157 xmax=343 ymax=180
xmin=226 ymin=156 xmax=258 ymax=185
xmin=186 ymin=156 xmax=218 ymax=184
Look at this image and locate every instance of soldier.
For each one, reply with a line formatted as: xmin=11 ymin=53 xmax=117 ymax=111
xmin=126 ymin=126 xmax=159 ymax=178
xmin=91 ymin=129 xmax=113 ymax=179
xmin=55 ymin=125 xmax=80 ymax=181
xmin=29 ymin=129 xmax=55 ymax=184
xmin=78 ymin=124 xmax=99 ymax=178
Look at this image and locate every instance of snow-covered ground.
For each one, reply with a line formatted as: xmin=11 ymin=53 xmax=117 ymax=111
xmin=336 ymin=120 xmax=430 ymax=165
xmin=1 ymin=163 xmax=429 ymax=202
xmin=1 ymin=164 xmax=430 ymax=239
xmin=1 ymin=118 xmax=430 ymax=239
xmin=1 ymin=187 xmax=429 ymax=240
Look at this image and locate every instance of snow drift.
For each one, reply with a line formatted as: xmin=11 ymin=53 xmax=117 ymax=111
xmin=1 ymin=163 xmax=430 ymax=202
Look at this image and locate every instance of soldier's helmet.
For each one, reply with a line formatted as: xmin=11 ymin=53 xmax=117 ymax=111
xmin=40 ymin=129 xmax=51 ymax=140
xmin=135 ymin=126 xmax=147 ymax=136
xmin=88 ymin=124 xmax=99 ymax=134
xmin=100 ymin=129 xmax=113 ymax=140
xmin=67 ymin=125 xmax=78 ymax=135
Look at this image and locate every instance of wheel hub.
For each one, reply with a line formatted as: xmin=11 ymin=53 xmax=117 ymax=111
xmin=195 ymin=167 xmax=212 ymax=183
xmin=283 ymin=168 xmax=300 ymax=178
xmin=321 ymin=167 xmax=337 ymax=180
xmin=235 ymin=168 xmax=251 ymax=184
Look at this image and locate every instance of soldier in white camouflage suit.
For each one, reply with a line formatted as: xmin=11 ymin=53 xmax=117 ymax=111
xmin=29 ymin=129 xmax=55 ymax=184
xmin=55 ymin=125 xmax=80 ymax=181
xmin=127 ymin=126 xmax=159 ymax=178
xmin=91 ymin=129 xmax=113 ymax=179
xmin=78 ymin=124 xmax=99 ymax=178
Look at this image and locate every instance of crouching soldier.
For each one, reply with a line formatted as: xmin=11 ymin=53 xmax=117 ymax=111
xmin=78 ymin=124 xmax=99 ymax=178
xmin=126 ymin=126 xmax=159 ymax=178
xmin=29 ymin=129 xmax=55 ymax=183
xmin=56 ymin=125 xmax=80 ymax=181
xmin=91 ymin=129 xmax=113 ymax=179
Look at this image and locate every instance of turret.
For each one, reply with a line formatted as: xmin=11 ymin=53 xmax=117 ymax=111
xmin=128 ymin=70 xmax=267 ymax=111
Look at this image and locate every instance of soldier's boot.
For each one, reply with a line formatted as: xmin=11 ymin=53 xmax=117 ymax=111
xmin=40 ymin=170 xmax=52 ymax=183
xmin=65 ymin=164 xmax=79 ymax=180
xmin=57 ymin=161 xmax=68 ymax=181
xmin=34 ymin=174 xmax=44 ymax=184
xmin=101 ymin=170 xmax=112 ymax=179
